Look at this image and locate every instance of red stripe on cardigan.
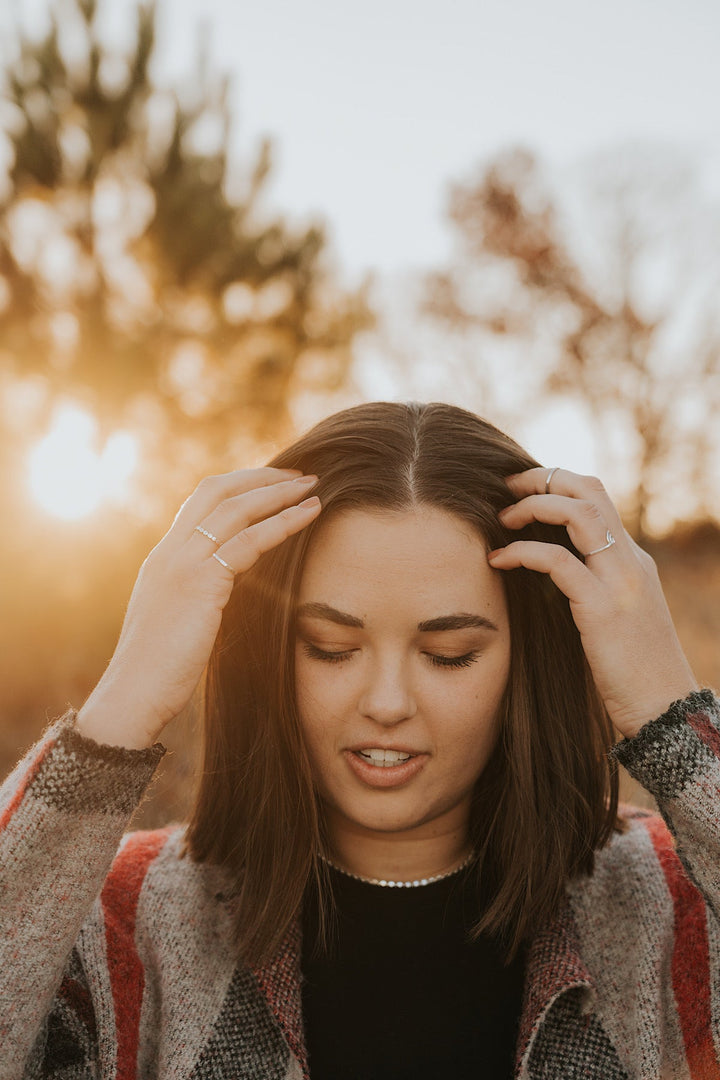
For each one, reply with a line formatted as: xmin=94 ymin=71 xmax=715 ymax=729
xmin=0 ymin=737 xmax=56 ymax=835
xmin=688 ymin=712 xmax=720 ymax=760
xmin=101 ymin=829 xmax=172 ymax=1079
xmin=645 ymin=816 xmax=718 ymax=1077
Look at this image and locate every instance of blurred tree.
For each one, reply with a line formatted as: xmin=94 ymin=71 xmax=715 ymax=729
xmin=0 ymin=0 xmax=373 ymax=747
xmin=0 ymin=0 xmax=373 ymax=478
xmin=423 ymin=147 xmax=720 ymax=539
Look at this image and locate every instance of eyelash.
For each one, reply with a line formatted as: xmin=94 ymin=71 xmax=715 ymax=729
xmin=301 ymin=643 xmax=479 ymax=670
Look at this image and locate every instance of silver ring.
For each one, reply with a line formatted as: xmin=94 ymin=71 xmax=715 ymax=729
xmin=585 ymin=529 xmax=616 ymax=557
xmin=212 ymin=552 xmax=236 ymax=574
xmin=195 ymin=525 xmax=220 ymax=544
xmin=545 ymin=467 xmax=560 ymax=494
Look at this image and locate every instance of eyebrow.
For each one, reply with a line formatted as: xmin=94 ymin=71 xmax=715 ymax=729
xmin=296 ymin=602 xmax=498 ymax=633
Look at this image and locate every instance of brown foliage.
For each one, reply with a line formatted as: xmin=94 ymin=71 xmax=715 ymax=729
xmin=424 ymin=147 xmax=720 ymax=539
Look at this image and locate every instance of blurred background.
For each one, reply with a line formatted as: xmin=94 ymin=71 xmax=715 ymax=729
xmin=1 ymin=0 xmax=718 ymax=823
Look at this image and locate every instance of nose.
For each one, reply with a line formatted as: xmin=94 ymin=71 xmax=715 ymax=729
xmin=357 ymin=656 xmax=417 ymax=726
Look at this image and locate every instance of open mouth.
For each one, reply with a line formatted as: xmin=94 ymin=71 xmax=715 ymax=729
xmin=345 ymin=748 xmax=426 ymax=788
xmin=354 ymin=749 xmax=414 ymax=768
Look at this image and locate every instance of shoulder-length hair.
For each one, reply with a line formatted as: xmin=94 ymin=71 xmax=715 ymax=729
xmin=184 ymin=401 xmax=621 ymax=965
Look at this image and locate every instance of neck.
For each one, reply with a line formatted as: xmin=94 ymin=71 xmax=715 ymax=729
xmin=323 ymin=816 xmax=472 ymax=884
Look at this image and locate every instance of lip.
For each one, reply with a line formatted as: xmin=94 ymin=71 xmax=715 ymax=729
xmin=343 ymin=749 xmax=428 ymax=789
xmin=347 ymin=743 xmax=424 ymax=755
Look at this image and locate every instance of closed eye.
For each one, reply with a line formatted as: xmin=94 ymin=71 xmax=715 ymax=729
xmin=427 ymin=652 xmax=479 ymax=669
xmin=301 ymin=642 xmax=480 ymax=670
xmin=302 ymin=643 xmax=355 ymax=664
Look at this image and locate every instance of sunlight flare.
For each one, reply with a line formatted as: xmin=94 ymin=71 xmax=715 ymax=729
xmin=28 ymin=404 xmax=138 ymax=520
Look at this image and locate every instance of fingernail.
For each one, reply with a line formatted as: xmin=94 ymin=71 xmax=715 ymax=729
xmin=298 ymin=496 xmax=321 ymax=509
xmin=487 ymin=548 xmax=503 ymax=560
xmin=294 ymin=474 xmax=318 ymax=485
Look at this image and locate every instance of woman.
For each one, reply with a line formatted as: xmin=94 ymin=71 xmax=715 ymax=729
xmin=0 ymin=400 xmax=716 ymax=1079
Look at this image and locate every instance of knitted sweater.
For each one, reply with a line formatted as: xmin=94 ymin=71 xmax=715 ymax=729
xmin=1 ymin=691 xmax=720 ymax=1079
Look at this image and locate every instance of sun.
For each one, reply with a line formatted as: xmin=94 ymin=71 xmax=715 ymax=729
xmin=28 ymin=403 xmax=138 ymax=521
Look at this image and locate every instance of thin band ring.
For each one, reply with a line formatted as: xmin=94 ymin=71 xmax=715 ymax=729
xmin=195 ymin=525 xmax=220 ymax=545
xmin=585 ymin=529 xmax=616 ymax=557
xmin=545 ymin=467 xmax=560 ymax=494
xmin=212 ymin=552 xmax=236 ymax=574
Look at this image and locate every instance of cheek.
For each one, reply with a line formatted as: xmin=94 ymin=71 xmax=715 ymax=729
xmin=296 ymin=653 xmax=330 ymax=703
xmin=294 ymin=655 xmax=346 ymax=753
xmin=295 ymin=659 xmax=319 ymax=731
xmin=447 ymin=707 xmax=501 ymax=761
xmin=439 ymin=668 xmax=508 ymax=763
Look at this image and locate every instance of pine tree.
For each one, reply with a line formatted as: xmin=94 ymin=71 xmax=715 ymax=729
xmin=0 ymin=0 xmax=373 ymax=464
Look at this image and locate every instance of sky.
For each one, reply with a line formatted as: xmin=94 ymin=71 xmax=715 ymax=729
xmin=147 ymin=0 xmax=718 ymax=282
xmin=7 ymin=0 xmax=720 ymax=282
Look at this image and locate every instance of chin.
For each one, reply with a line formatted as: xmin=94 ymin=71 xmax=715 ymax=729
xmin=329 ymin=794 xmax=453 ymax=837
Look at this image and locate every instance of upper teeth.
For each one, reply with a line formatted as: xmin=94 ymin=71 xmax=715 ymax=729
xmin=359 ymin=749 xmax=412 ymax=766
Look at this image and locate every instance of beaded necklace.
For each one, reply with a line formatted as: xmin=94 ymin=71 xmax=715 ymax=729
xmin=318 ymin=848 xmax=476 ymax=888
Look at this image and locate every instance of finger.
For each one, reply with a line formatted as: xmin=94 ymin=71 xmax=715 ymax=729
xmin=505 ymin=468 xmax=624 ymax=532
xmin=193 ymin=475 xmax=319 ymax=548
xmin=173 ymin=468 xmax=303 ymax=535
xmin=498 ymin=494 xmax=624 ymax=568
xmin=214 ymin=496 xmax=322 ymax=576
xmin=488 ymin=540 xmax=600 ymax=605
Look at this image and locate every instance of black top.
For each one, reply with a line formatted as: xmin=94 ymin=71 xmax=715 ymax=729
xmin=301 ymin=860 xmax=527 ymax=1080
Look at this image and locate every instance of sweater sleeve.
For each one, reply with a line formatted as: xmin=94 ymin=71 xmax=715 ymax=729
xmin=611 ymin=689 xmax=720 ymax=918
xmin=0 ymin=710 xmax=165 ymax=1075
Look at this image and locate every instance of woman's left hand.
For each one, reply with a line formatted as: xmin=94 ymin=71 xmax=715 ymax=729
xmin=487 ymin=467 xmax=698 ymax=741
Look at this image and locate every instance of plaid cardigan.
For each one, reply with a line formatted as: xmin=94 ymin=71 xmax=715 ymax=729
xmin=1 ymin=690 xmax=720 ymax=1079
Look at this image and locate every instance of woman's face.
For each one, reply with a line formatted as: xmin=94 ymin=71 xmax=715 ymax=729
xmin=295 ymin=505 xmax=511 ymax=850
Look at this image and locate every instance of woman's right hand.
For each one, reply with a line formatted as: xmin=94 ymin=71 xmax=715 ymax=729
xmin=75 ymin=469 xmax=321 ymax=749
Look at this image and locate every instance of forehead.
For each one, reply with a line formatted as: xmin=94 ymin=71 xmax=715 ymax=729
xmin=298 ymin=506 xmax=505 ymax=618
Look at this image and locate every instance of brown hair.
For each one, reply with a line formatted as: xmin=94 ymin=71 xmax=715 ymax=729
xmin=185 ymin=401 xmax=621 ymax=965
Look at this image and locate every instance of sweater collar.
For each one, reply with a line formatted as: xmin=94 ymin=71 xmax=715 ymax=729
xmin=514 ymin=896 xmax=596 ymax=1076
xmin=251 ymin=920 xmax=309 ymax=1078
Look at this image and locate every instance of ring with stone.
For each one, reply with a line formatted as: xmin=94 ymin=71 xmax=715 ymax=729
xmin=584 ymin=529 xmax=616 ymax=557
xmin=195 ymin=525 xmax=220 ymax=545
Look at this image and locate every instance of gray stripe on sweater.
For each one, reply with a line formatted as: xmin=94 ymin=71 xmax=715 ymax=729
xmin=566 ymin=815 xmax=682 ymax=1075
xmin=708 ymin=914 xmax=720 ymax=1068
xmin=76 ymin=898 xmax=118 ymax=1080
xmin=664 ymin=775 xmax=720 ymax=927
xmin=132 ymin=830 xmax=244 ymax=1077
xmin=0 ymin=803 xmax=130 ymax=1074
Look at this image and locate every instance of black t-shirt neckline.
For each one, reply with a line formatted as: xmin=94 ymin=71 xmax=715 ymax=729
xmin=301 ymin=860 xmax=526 ymax=1080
